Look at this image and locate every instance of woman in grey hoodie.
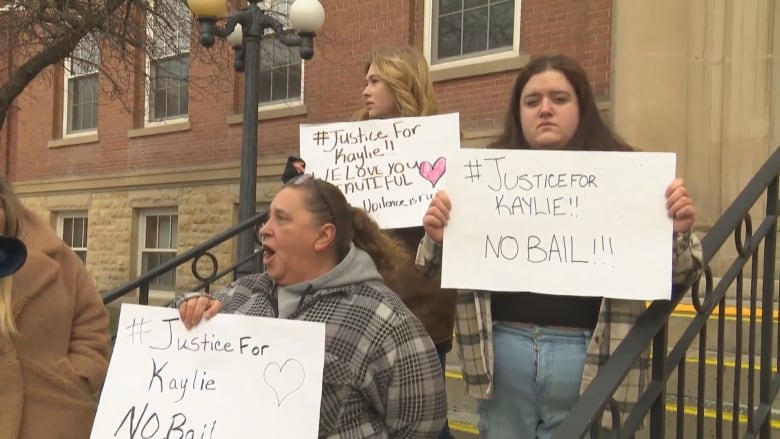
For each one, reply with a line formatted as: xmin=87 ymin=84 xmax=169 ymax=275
xmin=177 ymin=174 xmax=446 ymax=439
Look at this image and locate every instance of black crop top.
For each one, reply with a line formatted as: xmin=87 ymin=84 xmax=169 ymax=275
xmin=490 ymin=291 xmax=602 ymax=330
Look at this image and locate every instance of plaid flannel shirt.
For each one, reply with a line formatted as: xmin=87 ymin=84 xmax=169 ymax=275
xmin=179 ymin=271 xmax=447 ymax=438
xmin=415 ymin=231 xmax=703 ymax=427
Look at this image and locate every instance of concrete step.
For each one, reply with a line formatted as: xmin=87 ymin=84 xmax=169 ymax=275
xmin=667 ymin=302 xmax=777 ymax=355
xmin=665 ymin=351 xmax=780 ymax=412
xmin=703 ymin=278 xmax=778 ymax=304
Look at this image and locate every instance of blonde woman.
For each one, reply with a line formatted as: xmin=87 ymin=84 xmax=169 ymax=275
xmin=357 ymin=46 xmax=438 ymax=120
xmin=358 ymin=45 xmax=456 ymax=439
xmin=0 ymin=176 xmax=110 ymax=439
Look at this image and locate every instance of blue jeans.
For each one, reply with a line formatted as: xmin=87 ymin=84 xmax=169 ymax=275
xmin=436 ymin=341 xmax=455 ymax=439
xmin=477 ymin=323 xmax=591 ymax=439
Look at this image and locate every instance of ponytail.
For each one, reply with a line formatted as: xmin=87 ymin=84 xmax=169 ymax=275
xmin=350 ymin=207 xmax=409 ymax=278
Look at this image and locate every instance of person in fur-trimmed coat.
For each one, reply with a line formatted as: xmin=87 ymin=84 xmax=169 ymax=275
xmin=0 ymin=176 xmax=110 ymax=439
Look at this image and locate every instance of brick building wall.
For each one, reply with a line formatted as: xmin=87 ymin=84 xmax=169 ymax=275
xmin=5 ymin=0 xmax=614 ymax=294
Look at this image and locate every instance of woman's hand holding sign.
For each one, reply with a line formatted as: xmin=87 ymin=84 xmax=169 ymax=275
xmin=666 ymin=178 xmax=697 ymax=234
xmin=179 ymin=295 xmax=223 ymax=330
xmin=422 ymin=191 xmax=452 ymax=244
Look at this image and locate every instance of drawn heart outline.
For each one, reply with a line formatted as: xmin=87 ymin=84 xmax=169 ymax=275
xmin=263 ymin=359 xmax=306 ymax=407
xmin=419 ymin=157 xmax=447 ymax=187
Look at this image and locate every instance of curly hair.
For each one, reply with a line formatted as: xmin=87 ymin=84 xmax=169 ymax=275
xmin=284 ymin=176 xmax=410 ymax=278
xmin=492 ymin=54 xmax=633 ymax=152
xmin=356 ymin=45 xmax=438 ymax=120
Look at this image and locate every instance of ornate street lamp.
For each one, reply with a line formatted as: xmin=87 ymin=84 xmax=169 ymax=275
xmin=186 ymin=0 xmax=325 ymax=276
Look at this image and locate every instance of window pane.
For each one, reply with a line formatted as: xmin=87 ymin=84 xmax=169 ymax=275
xmin=260 ymin=40 xmax=274 ymax=70
xmin=140 ymin=213 xmax=177 ymax=290
xmin=145 ymin=216 xmax=158 ymax=248
xmin=68 ymin=93 xmax=82 ymax=133
xmin=83 ymin=220 xmax=89 ymax=247
xmin=75 ymin=250 xmax=87 ymax=264
xmin=271 ymin=67 xmax=288 ymax=101
xmin=166 ymin=86 xmax=180 ymax=118
xmin=171 ymin=216 xmax=178 ymax=247
xmin=153 ymin=90 xmax=166 ymax=120
xmin=464 ymin=0 xmax=488 ymax=8
xmin=73 ymin=218 xmax=84 ymax=248
xmin=71 ymin=34 xmax=99 ymax=76
xmin=288 ymin=63 xmax=301 ymax=99
xmin=179 ymin=86 xmax=188 ymax=117
xmin=68 ymin=74 xmax=98 ymax=132
xmin=63 ymin=218 xmax=74 ymax=246
xmin=258 ymin=32 xmax=301 ymax=104
xmin=152 ymin=0 xmax=191 ymax=57
xmin=159 ymin=215 xmax=171 ymax=248
xmin=488 ymin=1 xmax=514 ymax=49
xmin=141 ymin=251 xmax=157 ymax=273
xmin=265 ymin=0 xmax=289 ymax=16
xmin=142 ymin=251 xmax=177 ymax=290
xmin=434 ymin=0 xmax=515 ymax=62
xmin=259 ymin=69 xmax=272 ymax=102
xmin=150 ymin=56 xmax=189 ymax=121
xmin=156 ymin=252 xmax=175 ymax=287
xmin=462 ymin=8 xmax=488 ymax=55
xmin=276 ymin=39 xmax=286 ymax=61
xmin=440 ymin=0 xmax=461 ymax=14
xmin=437 ymin=13 xmax=462 ymax=59
xmin=90 ymin=101 xmax=98 ymax=128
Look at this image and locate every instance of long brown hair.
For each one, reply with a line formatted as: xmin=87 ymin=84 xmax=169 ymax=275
xmin=356 ymin=45 xmax=438 ymax=120
xmin=0 ymin=176 xmax=23 ymax=337
xmin=284 ymin=176 xmax=408 ymax=277
xmin=491 ymin=54 xmax=632 ymax=151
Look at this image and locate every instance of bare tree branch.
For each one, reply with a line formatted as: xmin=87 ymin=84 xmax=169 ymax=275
xmin=0 ymin=0 xmax=323 ymax=132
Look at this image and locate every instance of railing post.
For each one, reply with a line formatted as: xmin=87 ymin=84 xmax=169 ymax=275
xmin=649 ymin=323 xmax=668 ymax=438
xmin=139 ymin=283 xmax=149 ymax=305
xmin=758 ymin=175 xmax=778 ymax=438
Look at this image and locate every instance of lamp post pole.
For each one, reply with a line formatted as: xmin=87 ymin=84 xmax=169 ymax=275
xmin=236 ymin=1 xmax=262 ymax=277
xmin=187 ymin=0 xmax=324 ymax=277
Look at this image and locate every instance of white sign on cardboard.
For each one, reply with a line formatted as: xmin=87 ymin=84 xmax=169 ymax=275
xmin=300 ymin=113 xmax=460 ymax=229
xmin=91 ymin=303 xmax=326 ymax=439
xmin=441 ymin=149 xmax=676 ymax=300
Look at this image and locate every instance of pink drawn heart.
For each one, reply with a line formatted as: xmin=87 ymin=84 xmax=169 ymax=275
xmin=419 ymin=157 xmax=447 ymax=187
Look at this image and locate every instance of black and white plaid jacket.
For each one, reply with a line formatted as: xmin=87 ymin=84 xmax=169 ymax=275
xmin=204 ymin=248 xmax=447 ymax=438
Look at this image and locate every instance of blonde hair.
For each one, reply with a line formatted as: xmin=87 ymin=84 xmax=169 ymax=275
xmin=356 ymin=46 xmax=438 ymax=120
xmin=0 ymin=176 xmax=22 ymax=338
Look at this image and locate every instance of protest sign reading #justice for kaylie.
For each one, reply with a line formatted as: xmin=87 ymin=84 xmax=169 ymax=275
xmin=300 ymin=113 xmax=460 ymax=229
xmin=441 ymin=149 xmax=677 ymax=301
xmin=91 ymin=304 xmax=326 ymax=439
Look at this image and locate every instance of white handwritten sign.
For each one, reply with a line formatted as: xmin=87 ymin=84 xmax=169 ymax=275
xmin=300 ymin=113 xmax=460 ymax=229
xmin=91 ymin=303 xmax=325 ymax=439
xmin=441 ymin=149 xmax=676 ymax=300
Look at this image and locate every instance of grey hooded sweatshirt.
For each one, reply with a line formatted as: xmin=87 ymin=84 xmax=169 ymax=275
xmin=188 ymin=244 xmax=447 ymax=438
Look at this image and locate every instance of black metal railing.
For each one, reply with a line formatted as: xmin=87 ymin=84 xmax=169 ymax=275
xmin=102 ymin=210 xmax=267 ymax=306
xmin=555 ymin=146 xmax=780 ymax=439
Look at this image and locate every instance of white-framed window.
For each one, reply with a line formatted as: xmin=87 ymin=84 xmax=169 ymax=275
xmin=146 ymin=0 xmax=190 ymax=124
xmin=63 ymin=34 xmax=99 ymax=135
xmin=425 ymin=0 xmax=520 ymax=66
xmin=57 ymin=212 xmax=88 ymax=263
xmin=138 ymin=209 xmax=178 ymax=291
xmin=259 ymin=1 xmax=303 ymax=106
